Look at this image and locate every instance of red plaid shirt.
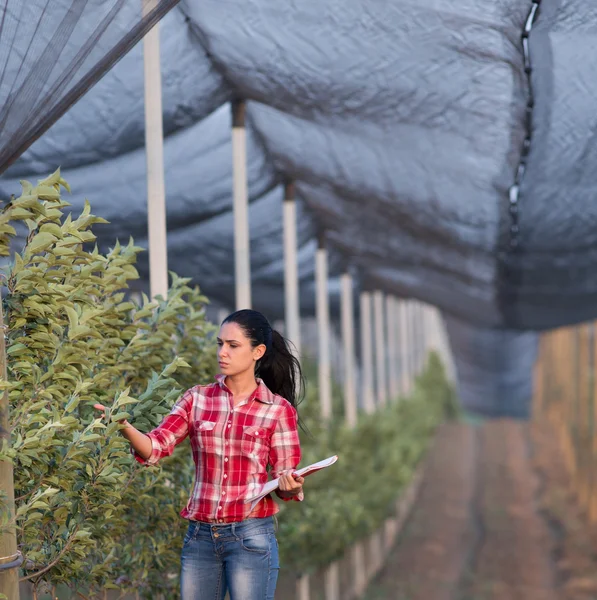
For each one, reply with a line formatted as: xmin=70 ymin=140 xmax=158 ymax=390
xmin=134 ymin=376 xmax=303 ymax=523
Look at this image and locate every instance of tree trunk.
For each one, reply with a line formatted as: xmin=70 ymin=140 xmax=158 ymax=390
xmin=0 ymin=288 xmax=19 ymax=598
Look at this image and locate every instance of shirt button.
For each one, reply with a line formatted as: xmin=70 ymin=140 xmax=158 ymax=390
xmin=218 ymin=506 xmax=222 ymax=511
xmin=225 ymin=458 xmax=229 ymax=462
xmin=223 ymin=474 xmax=228 ymax=479
xmin=219 ymin=520 xmax=223 ymax=523
xmin=225 ymin=441 xmax=229 ymax=446
xmin=222 ymin=491 xmax=226 ymax=496
xmin=228 ymin=424 xmax=231 ymax=428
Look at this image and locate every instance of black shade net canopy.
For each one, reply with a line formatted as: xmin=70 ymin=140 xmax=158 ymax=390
xmin=0 ymin=0 xmax=179 ymax=173
xmin=1 ymin=0 xmax=595 ymax=418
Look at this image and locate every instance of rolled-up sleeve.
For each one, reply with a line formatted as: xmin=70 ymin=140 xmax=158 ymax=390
xmin=269 ymin=403 xmax=303 ymax=502
xmin=133 ymin=389 xmax=193 ymax=466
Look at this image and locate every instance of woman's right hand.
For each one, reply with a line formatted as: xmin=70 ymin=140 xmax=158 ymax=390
xmin=93 ymin=403 xmax=130 ymax=426
xmin=93 ymin=403 xmax=151 ymax=459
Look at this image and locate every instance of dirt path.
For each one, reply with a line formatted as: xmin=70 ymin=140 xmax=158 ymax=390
xmin=364 ymin=422 xmax=478 ymax=600
xmin=365 ymin=420 xmax=562 ymax=600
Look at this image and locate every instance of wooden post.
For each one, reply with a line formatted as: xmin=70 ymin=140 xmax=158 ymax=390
xmin=232 ymin=99 xmax=251 ymax=309
xmin=316 ymin=235 xmax=332 ymax=420
xmin=591 ymin=322 xmax=597 ymax=523
xmin=0 ymin=290 xmax=19 ymax=598
xmin=571 ymin=327 xmax=580 ymax=488
xmin=283 ymin=181 xmax=301 ymax=357
xmin=143 ymin=0 xmax=168 ymax=299
xmin=341 ymin=273 xmax=358 ymax=427
xmin=578 ymin=324 xmax=591 ymax=510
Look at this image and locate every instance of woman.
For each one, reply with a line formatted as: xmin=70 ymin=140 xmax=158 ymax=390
xmin=95 ymin=309 xmax=306 ymax=600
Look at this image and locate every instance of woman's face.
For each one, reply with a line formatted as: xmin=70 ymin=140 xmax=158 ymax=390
xmin=217 ymin=322 xmax=266 ymax=377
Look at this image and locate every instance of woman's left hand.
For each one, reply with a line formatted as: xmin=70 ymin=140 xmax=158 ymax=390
xmin=278 ymin=471 xmax=305 ymax=497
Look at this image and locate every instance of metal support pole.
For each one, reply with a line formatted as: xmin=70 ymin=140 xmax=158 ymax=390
xmin=373 ymin=290 xmax=387 ymax=407
xmin=387 ymin=295 xmax=398 ymax=401
xmin=283 ymin=181 xmax=301 ymax=357
xmin=232 ymin=99 xmax=251 ymax=309
xmin=0 ymin=291 xmax=19 ymax=599
xmin=316 ymin=237 xmax=332 ymax=420
xmin=143 ymin=0 xmax=168 ymax=299
xmin=360 ymin=292 xmax=375 ymax=413
xmin=341 ymin=273 xmax=358 ymax=427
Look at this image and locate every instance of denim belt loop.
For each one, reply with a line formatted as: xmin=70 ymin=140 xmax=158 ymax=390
xmin=231 ymin=521 xmax=237 ymax=536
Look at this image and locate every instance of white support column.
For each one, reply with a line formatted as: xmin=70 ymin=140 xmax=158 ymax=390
xmin=420 ymin=303 xmax=427 ymax=356
xmin=429 ymin=306 xmax=440 ymax=353
xmin=408 ymin=300 xmax=419 ymax=380
xmin=360 ymin=292 xmax=375 ymax=414
xmin=283 ymin=181 xmax=301 ymax=357
xmin=232 ymin=100 xmax=251 ymax=310
xmin=387 ymin=295 xmax=398 ymax=401
xmin=316 ymin=237 xmax=332 ymax=420
xmin=217 ymin=308 xmax=228 ymax=327
xmin=409 ymin=300 xmax=416 ymax=379
xmin=399 ymin=300 xmax=410 ymax=396
xmin=143 ymin=0 xmax=168 ymax=299
xmin=422 ymin=303 xmax=431 ymax=364
xmin=384 ymin=516 xmax=398 ymax=551
xmin=420 ymin=302 xmax=427 ymax=370
xmin=395 ymin=297 xmax=403 ymax=397
xmin=373 ymin=290 xmax=387 ymax=407
xmin=341 ymin=272 xmax=358 ymax=427
xmin=369 ymin=531 xmax=383 ymax=578
xmin=417 ymin=302 xmax=427 ymax=373
xmin=297 ymin=574 xmax=310 ymax=600
xmin=324 ymin=562 xmax=340 ymax=600
xmin=419 ymin=303 xmax=426 ymax=371
xmin=412 ymin=301 xmax=420 ymax=373
xmin=351 ymin=543 xmax=367 ymax=598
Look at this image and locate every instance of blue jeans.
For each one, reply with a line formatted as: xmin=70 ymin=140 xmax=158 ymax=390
xmin=180 ymin=517 xmax=279 ymax=600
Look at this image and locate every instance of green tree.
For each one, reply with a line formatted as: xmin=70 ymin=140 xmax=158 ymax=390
xmin=0 ymin=171 xmax=216 ymax=599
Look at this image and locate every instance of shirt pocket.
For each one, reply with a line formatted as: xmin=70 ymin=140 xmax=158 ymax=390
xmin=241 ymin=425 xmax=269 ymax=459
xmin=196 ymin=420 xmax=217 ymax=452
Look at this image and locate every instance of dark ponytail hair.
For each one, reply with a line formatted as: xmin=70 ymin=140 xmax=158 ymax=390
xmin=222 ymin=309 xmax=305 ymax=410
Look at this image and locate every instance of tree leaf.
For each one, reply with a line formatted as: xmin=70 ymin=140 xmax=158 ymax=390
xmin=27 ymin=232 xmax=58 ymax=254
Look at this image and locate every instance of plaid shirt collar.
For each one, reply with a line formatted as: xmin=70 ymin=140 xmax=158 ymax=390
xmin=215 ymin=374 xmax=275 ymax=405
